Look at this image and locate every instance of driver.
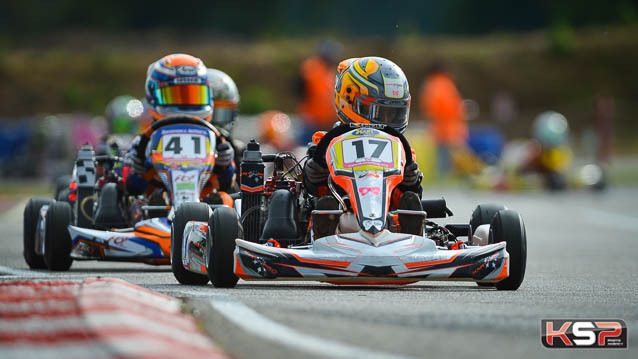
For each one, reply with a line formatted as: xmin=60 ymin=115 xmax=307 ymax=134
xmin=124 ymin=54 xmax=236 ymax=208
xmin=303 ymin=56 xmax=424 ymax=237
xmin=207 ymin=68 xmax=244 ymax=169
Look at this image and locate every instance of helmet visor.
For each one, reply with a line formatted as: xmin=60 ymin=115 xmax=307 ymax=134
xmin=355 ymin=98 xmax=409 ymax=128
xmin=375 ymin=105 xmax=409 ymax=127
xmin=211 ymin=108 xmax=237 ymax=130
xmin=155 ymin=84 xmax=211 ymax=106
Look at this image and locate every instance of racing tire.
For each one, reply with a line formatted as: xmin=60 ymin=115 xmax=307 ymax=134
xmin=207 ymin=206 xmax=240 ymax=288
xmin=23 ymin=197 xmax=55 ymax=269
xmin=471 ymin=204 xmax=506 ymax=287
xmin=43 ymin=201 xmax=73 ymax=271
xmin=470 ymin=203 xmax=506 ymax=236
xmin=170 ymin=202 xmax=210 ymax=285
xmin=490 ymin=209 xmax=527 ymax=291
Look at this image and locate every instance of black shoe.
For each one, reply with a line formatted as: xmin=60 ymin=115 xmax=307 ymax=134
xmin=398 ymin=191 xmax=424 ymax=236
xmin=312 ymin=196 xmax=340 ymax=239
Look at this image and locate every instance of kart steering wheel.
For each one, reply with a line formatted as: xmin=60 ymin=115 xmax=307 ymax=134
xmin=149 ymin=114 xmax=218 ymax=133
xmin=312 ymin=124 xmax=414 ymax=169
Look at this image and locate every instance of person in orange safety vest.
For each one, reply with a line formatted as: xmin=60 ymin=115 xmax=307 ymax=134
xmin=419 ymin=64 xmax=468 ymax=174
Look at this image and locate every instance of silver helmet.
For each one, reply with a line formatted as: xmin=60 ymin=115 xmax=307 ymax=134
xmin=207 ymin=68 xmax=240 ymax=133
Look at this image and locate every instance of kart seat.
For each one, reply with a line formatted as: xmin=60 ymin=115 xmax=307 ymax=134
xmin=93 ymin=183 xmax=127 ymax=229
xmin=260 ymin=189 xmax=298 ymax=244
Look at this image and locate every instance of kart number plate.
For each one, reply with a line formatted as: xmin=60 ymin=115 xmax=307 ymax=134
xmin=340 ymin=137 xmax=394 ymax=169
xmin=161 ymin=134 xmax=209 ymax=160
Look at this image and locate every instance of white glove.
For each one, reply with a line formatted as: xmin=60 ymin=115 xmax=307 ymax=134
xmin=216 ymin=141 xmax=234 ymax=167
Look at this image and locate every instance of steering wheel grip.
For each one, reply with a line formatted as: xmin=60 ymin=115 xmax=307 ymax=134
xmin=312 ymin=124 xmax=414 ymax=169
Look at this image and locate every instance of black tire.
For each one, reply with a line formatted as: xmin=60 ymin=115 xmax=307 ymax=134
xmin=490 ymin=209 xmax=527 ymax=291
xmin=208 ymin=206 xmax=240 ymax=288
xmin=171 ymin=202 xmax=210 ymax=285
xmin=470 ymin=203 xmax=506 ymax=236
xmin=470 ymin=204 xmax=505 ymax=287
xmin=23 ymin=197 xmax=55 ymax=269
xmin=43 ymin=201 xmax=73 ymax=271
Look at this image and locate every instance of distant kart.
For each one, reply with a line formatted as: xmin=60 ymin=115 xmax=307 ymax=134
xmin=23 ymin=116 xmax=222 ymax=271
xmin=173 ymin=124 xmax=527 ymax=290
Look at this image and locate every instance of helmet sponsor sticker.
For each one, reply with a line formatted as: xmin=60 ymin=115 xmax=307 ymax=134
xmin=383 ymin=76 xmax=405 ymax=98
xmin=173 ymin=77 xmax=203 ymax=84
xmin=176 ymin=66 xmax=198 ymax=76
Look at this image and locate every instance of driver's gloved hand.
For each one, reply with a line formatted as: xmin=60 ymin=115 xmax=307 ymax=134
xmin=124 ymin=151 xmax=146 ymax=175
xmin=216 ymin=141 xmax=234 ymax=167
xmin=401 ymin=161 xmax=422 ymax=187
xmin=305 ymin=158 xmax=330 ymax=185
xmin=124 ymin=135 xmax=147 ymax=175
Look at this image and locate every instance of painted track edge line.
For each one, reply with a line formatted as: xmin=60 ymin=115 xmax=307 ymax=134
xmin=199 ymin=291 xmax=415 ymax=359
xmin=0 ymin=265 xmax=50 ymax=277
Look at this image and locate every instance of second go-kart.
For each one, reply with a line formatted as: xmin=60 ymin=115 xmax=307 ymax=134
xmin=23 ymin=116 xmax=222 ymax=271
xmin=175 ymin=124 xmax=527 ymax=290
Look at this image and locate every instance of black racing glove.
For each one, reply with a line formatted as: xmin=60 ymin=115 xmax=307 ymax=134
xmin=304 ymin=158 xmax=330 ymax=185
xmin=401 ymin=161 xmax=422 ymax=188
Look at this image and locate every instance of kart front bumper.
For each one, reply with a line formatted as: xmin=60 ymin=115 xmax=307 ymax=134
xmin=234 ymin=232 xmax=509 ymax=284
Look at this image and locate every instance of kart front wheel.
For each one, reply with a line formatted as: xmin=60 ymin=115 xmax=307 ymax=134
xmin=171 ymin=202 xmax=210 ymax=285
xmin=470 ymin=203 xmax=506 ymax=236
xmin=43 ymin=201 xmax=73 ymax=271
xmin=23 ymin=197 xmax=55 ymax=269
xmin=208 ymin=206 xmax=240 ymax=288
xmin=490 ymin=209 xmax=527 ymax=291
xmin=471 ymin=203 xmax=505 ymax=287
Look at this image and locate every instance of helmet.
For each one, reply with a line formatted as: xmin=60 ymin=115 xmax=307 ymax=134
xmin=532 ymin=111 xmax=569 ymax=148
xmin=145 ymin=54 xmax=212 ymax=122
xmin=258 ymin=110 xmax=293 ymax=151
xmin=334 ymin=56 xmax=411 ymax=133
xmin=207 ymin=68 xmax=240 ymax=133
xmin=104 ymin=95 xmax=144 ymax=134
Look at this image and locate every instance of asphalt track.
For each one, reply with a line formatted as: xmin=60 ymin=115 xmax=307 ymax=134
xmin=1 ymin=188 xmax=637 ymax=358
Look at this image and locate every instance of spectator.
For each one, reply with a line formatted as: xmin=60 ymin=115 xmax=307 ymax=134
xmin=296 ymin=39 xmax=342 ymax=145
xmin=418 ymin=63 xmax=467 ymax=174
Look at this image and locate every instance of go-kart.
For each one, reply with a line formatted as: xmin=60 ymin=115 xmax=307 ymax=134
xmin=23 ymin=116 xmax=221 ymax=271
xmin=174 ymin=124 xmax=527 ymax=290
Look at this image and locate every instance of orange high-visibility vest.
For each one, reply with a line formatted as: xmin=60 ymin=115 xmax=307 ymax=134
xmin=419 ymin=73 xmax=468 ymax=146
xmin=297 ymin=56 xmax=336 ymax=128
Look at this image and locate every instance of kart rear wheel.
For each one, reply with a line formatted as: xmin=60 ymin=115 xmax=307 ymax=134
xmin=171 ymin=202 xmax=210 ymax=285
xmin=23 ymin=197 xmax=55 ymax=269
xmin=471 ymin=204 xmax=505 ymax=287
xmin=490 ymin=209 xmax=527 ymax=291
xmin=43 ymin=201 xmax=73 ymax=271
xmin=208 ymin=206 xmax=240 ymax=288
